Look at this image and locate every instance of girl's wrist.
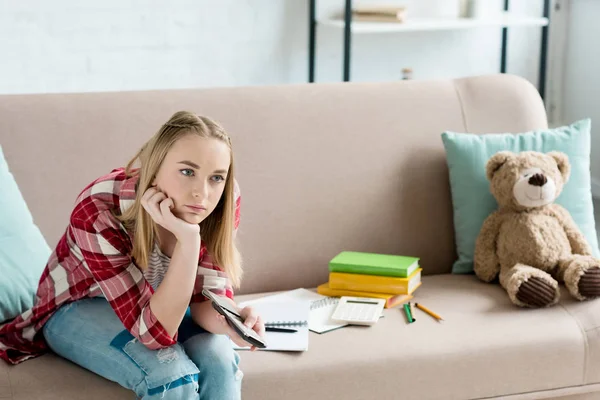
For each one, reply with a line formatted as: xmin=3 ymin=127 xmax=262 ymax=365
xmin=176 ymin=233 xmax=201 ymax=248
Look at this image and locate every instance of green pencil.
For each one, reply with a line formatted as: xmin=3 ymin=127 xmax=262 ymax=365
xmin=403 ymin=303 xmax=414 ymax=323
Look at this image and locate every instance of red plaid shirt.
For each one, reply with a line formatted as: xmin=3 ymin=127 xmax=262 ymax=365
xmin=0 ymin=168 xmax=240 ymax=365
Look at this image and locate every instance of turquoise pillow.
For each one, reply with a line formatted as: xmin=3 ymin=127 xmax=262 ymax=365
xmin=0 ymin=145 xmax=51 ymax=323
xmin=441 ymin=119 xmax=599 ymax=274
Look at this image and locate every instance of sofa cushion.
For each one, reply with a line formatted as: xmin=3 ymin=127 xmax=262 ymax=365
xmin=0 ymin=145 xmax=51 ymax=323
xmin=441 ymin=119 xmax=599 ymax=274
xmin=0 ymin=352 xmax=130 ymax=399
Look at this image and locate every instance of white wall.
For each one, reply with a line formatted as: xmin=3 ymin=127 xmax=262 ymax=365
xmin=0 ymin=0 xmax=548 ymax=95
xmin=561 ymin=0 xmax=600 ymax=190
xmin=0 ymin=0 xmax=308 ymax=93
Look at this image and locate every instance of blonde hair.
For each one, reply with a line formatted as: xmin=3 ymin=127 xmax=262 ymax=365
xmin=116 ymin=111 xmax=242 ymax=288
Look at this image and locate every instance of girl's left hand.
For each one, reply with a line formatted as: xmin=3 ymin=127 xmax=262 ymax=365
xmin=239 ymin=306 xmax=265 ymax=352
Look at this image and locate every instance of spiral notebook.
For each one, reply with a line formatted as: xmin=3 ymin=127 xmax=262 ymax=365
xmin=246 ymin=288 xmax=348 ymax=334
xmin=233 ymin=298 xmax=310 ymax=351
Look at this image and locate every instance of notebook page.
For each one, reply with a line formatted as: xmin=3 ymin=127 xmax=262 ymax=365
xmin=309 ymin=298 xmax=346 ymax=334
xmin=233 ymin=299 xmax=310 ymax=351
xmin=243 ymin=298 xmax=309 ymax=327
xmin=245 ymin=288 xmax=348 ymax=334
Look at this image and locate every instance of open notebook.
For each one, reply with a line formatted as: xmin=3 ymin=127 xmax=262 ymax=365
xmin=233 ymin=298 xmax=310 ymax=351
xmin=247 ymin=288 xmax=347 ymax=334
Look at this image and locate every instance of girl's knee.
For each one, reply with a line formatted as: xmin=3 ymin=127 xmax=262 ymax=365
xmin=183 ymin=334 xmax=242 ymax=400
xmin=110 ymin=331 xmax=200 ymax=399
xmin=183 ymin=333 xmax=242 ymax=380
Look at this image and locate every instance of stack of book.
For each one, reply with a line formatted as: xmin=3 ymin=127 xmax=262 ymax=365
xmin=351 ymin=5 xmax=407 ymax=23
xmin=317 ymin=251 xmax=422 ymax=308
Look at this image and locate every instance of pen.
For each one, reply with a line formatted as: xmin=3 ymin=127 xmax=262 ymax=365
xmin=415 ymin=303 xmax=444 ymax=321
xmin=408 ymin=302 xmax=416 ymax=322
xmin=265 ymin=327 xmax=298 ymax=333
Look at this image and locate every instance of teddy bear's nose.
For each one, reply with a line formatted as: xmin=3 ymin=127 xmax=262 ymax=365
xmin=528 ymin=173 xmax=547 ymax=187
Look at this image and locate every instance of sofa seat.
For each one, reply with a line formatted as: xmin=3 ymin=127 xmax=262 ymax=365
xmin=238 ymin=274 xmax=600 ymax=400
xmin=3 ymin=274 xmax=600 ymax=400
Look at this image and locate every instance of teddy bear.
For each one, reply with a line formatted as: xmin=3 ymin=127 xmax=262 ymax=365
xmin=474 ymin=150 xmax=600 ymax=308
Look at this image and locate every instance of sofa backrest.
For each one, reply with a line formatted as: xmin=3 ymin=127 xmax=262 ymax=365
xmin=0 ymin=74 xmax=547 ymax=294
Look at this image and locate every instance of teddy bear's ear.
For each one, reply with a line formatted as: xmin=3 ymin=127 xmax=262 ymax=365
xmin=486 ymin=151 xmax=514 ymax=181
xmin=547 ymin=151 xmax=570 ymax=182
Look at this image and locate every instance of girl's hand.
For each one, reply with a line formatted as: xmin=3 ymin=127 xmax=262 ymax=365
xmin=141 ymin=187 xmax=200 ymax=243
xmin=216 ymin=305 xmax=265 ymax=351
xmin=239 ymin=306 xmax=265 ymax=352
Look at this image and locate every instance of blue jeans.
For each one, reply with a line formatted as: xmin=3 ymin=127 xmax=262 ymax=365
xmin=43 ymin=297 xmax=243 ymax=399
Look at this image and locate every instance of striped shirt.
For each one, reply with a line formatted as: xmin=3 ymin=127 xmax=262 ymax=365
xmin=144 ymin=244 xmax=232 ymax=292
xmin=0 ymin=168 xmax=240 ymax=365
xmin=145 ymin=245 xmax=171 ymax=291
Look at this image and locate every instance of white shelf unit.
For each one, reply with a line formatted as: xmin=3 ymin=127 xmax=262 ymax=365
xmin=318 ymin=13 xmax=549 ymax=34
xmin=307 ymin=0 xmax=552 ymax=102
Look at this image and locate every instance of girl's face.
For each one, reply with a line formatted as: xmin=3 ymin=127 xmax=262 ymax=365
xmin=153 ymin=134 xmax=231 ymax=224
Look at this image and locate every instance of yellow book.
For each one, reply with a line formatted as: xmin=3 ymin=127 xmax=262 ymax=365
xmin=329 ymin=268 xmax=422 ymax=295
xmin=317 ymin=283 xmax=413 ymax=308
xmin=352 ymin=5 xmax=406 ymax=17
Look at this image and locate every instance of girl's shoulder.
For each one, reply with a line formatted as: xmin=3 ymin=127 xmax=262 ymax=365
xmin=70 ymin=167 xmax=139 ymax=223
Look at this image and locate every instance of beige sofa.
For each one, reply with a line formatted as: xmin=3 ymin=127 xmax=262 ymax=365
xmin=2 ymin=74 xmax=600 ymax=400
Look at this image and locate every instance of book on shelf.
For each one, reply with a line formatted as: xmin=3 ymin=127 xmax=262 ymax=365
xmin=328 ymin=268 xmax=422 ymax=295
xmin=351 ymin=5 xmax=406 ymax=22
xmin=316 ymin=282 xmax=412 ymax=308
xmin=329 ymin=251 xmax=420 ymax=278
xmin=351 ymin=14 xmax=406 ymax=23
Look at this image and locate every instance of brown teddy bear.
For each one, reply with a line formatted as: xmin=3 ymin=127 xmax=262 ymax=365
xmin=474 ymin=150 xmax=600 ymax=308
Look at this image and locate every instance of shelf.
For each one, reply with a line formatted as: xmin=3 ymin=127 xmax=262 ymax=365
xmin=318 ymin=13 xmax=549 ymax=34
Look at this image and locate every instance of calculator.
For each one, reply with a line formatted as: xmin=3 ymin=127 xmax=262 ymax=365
xmin=330 ymin=296 xmax=386 ymax=326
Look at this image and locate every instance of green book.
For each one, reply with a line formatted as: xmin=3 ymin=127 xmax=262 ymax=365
xmin=328 ymin=251 xmax=420 ymax=278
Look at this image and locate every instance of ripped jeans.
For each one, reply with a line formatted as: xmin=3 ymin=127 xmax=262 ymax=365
xmin=43 ymin=297 xmax=243 ymax=399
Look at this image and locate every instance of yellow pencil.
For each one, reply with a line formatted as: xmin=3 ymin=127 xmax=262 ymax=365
xmin=415 ymin=303 xmax=444 ymax=321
